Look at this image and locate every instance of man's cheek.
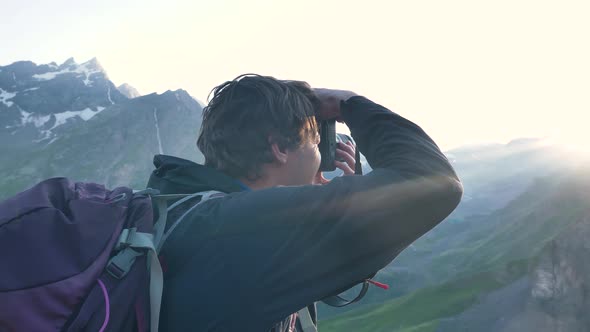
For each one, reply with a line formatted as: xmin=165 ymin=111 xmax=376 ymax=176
xmin=315 ymin=148 xmax=321 ymax=169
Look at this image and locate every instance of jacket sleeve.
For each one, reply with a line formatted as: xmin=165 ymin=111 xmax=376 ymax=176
xmin=218 ymin=96 xmax=463 ymax=325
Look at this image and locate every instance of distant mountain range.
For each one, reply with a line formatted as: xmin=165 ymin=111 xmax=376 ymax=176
xmin=318 ymin=142 xmax=590 ymax=330
xmin=0 ymin=57 xmax=204 ymax=199
xmin=319 ymin=168 xmax=590 ymax=331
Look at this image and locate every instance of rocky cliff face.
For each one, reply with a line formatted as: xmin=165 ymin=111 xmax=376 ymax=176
xmin=434 ymin=171 xmax=590 ymax=332
xmin=516 ymin=214 xmax=590 ymax=332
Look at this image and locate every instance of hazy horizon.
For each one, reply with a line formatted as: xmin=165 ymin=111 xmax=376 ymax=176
xmin=2 ymin=0 xmax=589 ymax=151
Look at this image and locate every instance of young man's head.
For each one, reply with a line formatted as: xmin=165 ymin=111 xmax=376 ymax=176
xmin=197 ymin=74 xmax=321 ymax=189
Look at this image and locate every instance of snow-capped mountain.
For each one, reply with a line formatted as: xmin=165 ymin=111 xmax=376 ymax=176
xmin=0 ymin=57 xmax=126 ymax=149
xmin=0 ymin=58 xmax=204 ymax=199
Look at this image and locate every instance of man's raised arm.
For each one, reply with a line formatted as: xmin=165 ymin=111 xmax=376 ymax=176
xmin=222 ymin=93 xmax=463 ymax=328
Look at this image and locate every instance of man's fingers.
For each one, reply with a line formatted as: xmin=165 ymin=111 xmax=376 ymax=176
xmin=336 ymin=148 xmax=356 ymax=170
xmin=313 ymin=171 xmax=330 ymax=185
xmin=338 ymin=142 xmax=355 ymax=156
xmin=334 ymin=160 xmax=355 ymax=175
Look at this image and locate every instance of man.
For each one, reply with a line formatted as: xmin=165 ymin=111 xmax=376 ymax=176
xmin=146 ymin=74 xmax=463 ymax=331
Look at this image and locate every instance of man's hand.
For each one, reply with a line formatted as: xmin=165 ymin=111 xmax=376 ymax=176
xmin=313 ymin=141 xmax=357 ymax=185
xmin=335 ymin=141 xmax=357 ymax=175
xmin=313 ymin=88 xmax=358 ymax=122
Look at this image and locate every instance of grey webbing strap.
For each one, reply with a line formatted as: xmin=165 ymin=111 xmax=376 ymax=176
xmin=135 ymin=190 xmax=192 ymax=254
xmin=157 ymin=191 xmax=224 ymax=251
xmin=150 ymin=193 xmax=198 ymax=253
xmin=147 ymin=249 xmax=163 ymax=332
xmin=130 ymin=190 xmax=224 ymax=331
xmin=124 ymin=230 xmax=156 ymax=251
xmin=117 ymin=231 xmax=163 ymax=332
xmin=165 ymin=192 xmax=204 ymax=212
xmin=148 ymin=193 xmax=195 ymax=200
xmin=297 ymin=307 xmax=317 ymax=332
xmin=134 ymin=189 xmax=194 ymax=202
xmin=149 ymin=192 xmax=224 ymax=330
xmin=129 ymin=233 xmax=163 ymax=332
xmin=152 ymin=199 xmax=168 ymax=253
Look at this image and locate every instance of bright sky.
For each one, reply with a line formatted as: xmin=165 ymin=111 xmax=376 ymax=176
xmin=2 ymin=0 xmax=589 ymax=150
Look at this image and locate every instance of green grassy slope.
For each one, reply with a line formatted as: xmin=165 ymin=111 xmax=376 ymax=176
xmin=320 ymin=170 xmax=590 ymax=331
xmin=319 ymin=260 xmax=528 ymax=332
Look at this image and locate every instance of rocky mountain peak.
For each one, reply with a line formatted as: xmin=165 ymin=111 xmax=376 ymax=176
xmin=82 ymin=57 xmax=104 ymax=72
xmin=0 ymin=57 xmax=204 ymax=199
xmin=60 ymin=57 xmax=77 ymax=69
xmin=0 ymin=57 xmax=128 ymax=146
xmin=117 ymin=83 xmax=141 ymax=98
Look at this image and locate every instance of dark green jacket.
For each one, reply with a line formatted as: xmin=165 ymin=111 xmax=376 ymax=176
xmin=147 ymin=96 xmax=463 ymax=331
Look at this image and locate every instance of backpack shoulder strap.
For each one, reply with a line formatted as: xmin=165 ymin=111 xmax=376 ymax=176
xmin=154 ymin=190 xmax=225 ymax=252
xmin=152 ymin=192 xmax=201 ymax=250
xmin=131 ymin=189 xmax=225 ymax=332
xmin=106 ymin=227 xmax=163 ymax=332
xmin=297 ymin=307 xmax=318 ymax=332
xmin=134 ymin=189 xmax=225 ymax=253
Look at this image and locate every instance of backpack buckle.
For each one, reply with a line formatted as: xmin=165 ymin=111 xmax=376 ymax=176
xmin=106 ymin=247 xmax=142 ymax=279
xmin=108 ymin=227 xmax=141 ymax=279
xmin=115 ymin=227 xmax=138 ymax=251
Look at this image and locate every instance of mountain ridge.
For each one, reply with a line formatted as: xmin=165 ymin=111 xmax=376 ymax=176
xmin=0 ymin=57 xmax=205 ymax=199
xmin=117 ymin=83 xmax=141 ymax=98
xmin=319 ymin=166 xmax=590 ymax=331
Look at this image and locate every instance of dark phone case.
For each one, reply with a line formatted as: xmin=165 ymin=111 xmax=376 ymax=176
xmin=318 ymin=120 xmax=337 ymax=172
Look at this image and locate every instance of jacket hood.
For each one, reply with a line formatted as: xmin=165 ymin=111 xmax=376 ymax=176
xmin=146 ymin=154 xmax=245 ymax=194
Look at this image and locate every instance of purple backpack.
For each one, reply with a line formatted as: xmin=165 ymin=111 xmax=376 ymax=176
xmin=0 ymin=177 xmax=223 ymax=332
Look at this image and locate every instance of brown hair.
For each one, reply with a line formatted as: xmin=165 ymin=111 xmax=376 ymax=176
xmin=197 ymin=74 xmax=319 ymax=180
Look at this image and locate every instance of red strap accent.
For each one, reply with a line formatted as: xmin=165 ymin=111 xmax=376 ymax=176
xmin=288 ymin=312 xmax=298 ymax=332
xmin=366 ymin=279 xmax=389 ymax=290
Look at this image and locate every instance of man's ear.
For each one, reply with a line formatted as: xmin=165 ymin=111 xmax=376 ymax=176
xmin=269 ymin=139 xmax=288 ymax=164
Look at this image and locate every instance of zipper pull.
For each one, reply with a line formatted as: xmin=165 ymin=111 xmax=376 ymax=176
xmin=366 ymin=279 xmax=389 ymax=290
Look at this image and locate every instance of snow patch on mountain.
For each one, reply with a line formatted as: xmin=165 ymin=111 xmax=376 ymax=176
xmin=32 ymin=68 xmax=69 ymax=81
xmin=107 ymin=86 xmax=114 ymax=104
xmin=18 ymin=106 xmax=108 ymax=142
xmin=153 ymin=108 xmax=164 ymax=154
xmin=45 ymin=137 xmax=59 ymax=146
xmin=20 ymin=110 xmax=51 ymax=128
xmin=49 ymin=107 xmax=106 ymax=130
xmin=32 ymin=59 xmax=104 ymax=87
xmin=0 ymin=88 xmax=16 ymax=107
xmin=28 ymin=106 xmax=108 ymax=143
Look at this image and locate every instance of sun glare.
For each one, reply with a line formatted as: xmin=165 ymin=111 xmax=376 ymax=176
xmin=545 ymin=131 xmax=590 ymax=159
